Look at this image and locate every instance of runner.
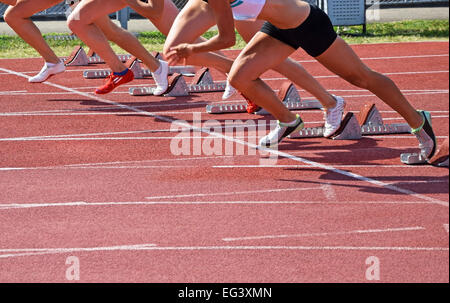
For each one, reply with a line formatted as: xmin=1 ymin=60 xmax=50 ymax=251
xmin=67 ymin=0 xmax=237 ymax=97
xmin=2 ymin=0 xmax=66 ymax=82
xmin=164 ymin=0 xmax=343 ymax=136
xmin=165 ymin=0 xmax=436 ymax=161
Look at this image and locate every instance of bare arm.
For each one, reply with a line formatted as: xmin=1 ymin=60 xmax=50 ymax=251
xmin=166 ymin=0 xmax=236 ymax=65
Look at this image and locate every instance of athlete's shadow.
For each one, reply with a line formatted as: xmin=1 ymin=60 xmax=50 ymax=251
xmin=46 ymin=95 xmax=209 ymax=114
xmin=278 ymin=168 xmax=449 ymax=196
xmin=277 ymin=137 xmax=414 ymax=165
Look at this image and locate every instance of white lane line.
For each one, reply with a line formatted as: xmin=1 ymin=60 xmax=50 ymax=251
xmin=0 ymin=200 xmax=443 ymax=210
xmin=444 ymin=224 xmax=449 ymax=233
xmin=0 ymin=244 xmax=157 ymax=259
xmin=294 ymin=54 xmax=449 ymax=64
xmin=0 ymin=67 xmax=446 ymax=208
xmin=222 ymin=226 xmax=426 ymax=242
xmin=261 ymin=70 xmax=449 ymax=82
xmin=145 ymin=187 xmax=322 ymax=200
xmin=0 ymin=52 xmax=446 ymax=76
xmin=1 ymin=133 xmax=448 ymax=143
xmin=0 ymin=244 xmax=447 ymax=259
xmin=1 ymin=163 xmax=448 ymax=171
xmin=212 ymin=164 xmax=448 ymax=169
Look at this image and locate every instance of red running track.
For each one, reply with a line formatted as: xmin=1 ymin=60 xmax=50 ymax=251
xmin=0 ymin=41 xmax=448 ymax=283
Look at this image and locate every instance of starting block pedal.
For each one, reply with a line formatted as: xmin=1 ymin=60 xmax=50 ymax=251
xmin=64 ymin=46 xmax=131 ymax=66
xmin=401 ymin=137 xmax=449 ymax=167
xmin=289 ymin=102 xmax=411 ymax=140
xmin=128 ymin=68 xmax=225 ymax=97
xmin=83 ymin=56 xmax=196 ymax=79
xmin=129 ymin=73 xmax=189 ymax=97
xmin=206 ymin=81 xmax=323 ymax=114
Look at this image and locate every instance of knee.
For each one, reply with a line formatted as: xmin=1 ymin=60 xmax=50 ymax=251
xmin=4 ymin=6 xmax=21 ymax=25
xmin=228 ymin=64 xmax=255 ymax=90
xmin=67 ymin=14 xmax=83 ymax=33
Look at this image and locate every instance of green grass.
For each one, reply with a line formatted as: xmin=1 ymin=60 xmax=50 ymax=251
xmin=0 ymin=19 xmax=448 ymax=59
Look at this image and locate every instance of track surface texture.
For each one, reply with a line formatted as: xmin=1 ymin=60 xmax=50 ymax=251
xmin=0 ymin=41 xmax=448 ymax=283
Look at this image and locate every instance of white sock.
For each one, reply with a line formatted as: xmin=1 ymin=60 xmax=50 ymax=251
xmin=153 ymin=61 xmax=163 ymax=75
xmin=46 ymin=61 xmax=60 ymax=68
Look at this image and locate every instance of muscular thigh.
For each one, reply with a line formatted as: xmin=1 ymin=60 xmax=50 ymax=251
xmin=134 ymin=0 xmax=178 ymax=36
xmin=235 ymin=20 xmax=265 ymax=43
xmin=164 ymin=0 xmax=216 ymax=51
xmin=72 ymin=0 xmax=126 ymax=24
xmin=230 ymin=32 xmax=295 ymax=79
xmin=6 ymin=0 xmax=61 ymax=17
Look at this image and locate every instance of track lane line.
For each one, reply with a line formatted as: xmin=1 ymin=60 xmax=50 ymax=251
xmin=0 ymin=66 xmax=447 ymax=207
xmin=222 ymin=226 xmax=427 ymax=242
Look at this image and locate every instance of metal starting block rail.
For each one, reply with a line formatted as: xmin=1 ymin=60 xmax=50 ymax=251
xmin=64 ymin=46 xmax=131 ymax=66
xmin=206 ymin=81 xmax=323 ymax=115
xmin=83 ymin=56 xmax=196 ymax=79
xmin=289 ymin=102 xmax=411 ymax=140
xmin=129 ymin=68 xmax=227 ymax=96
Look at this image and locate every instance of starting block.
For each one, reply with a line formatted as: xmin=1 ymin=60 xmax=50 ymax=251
xmin=127 ymin=73 xmax=189 ymax=97
xmin=83 ymin=56 xmax=196 ymax=79
xmin=128 ymin=68 xmax=226 ymax=96
xmin=401 ymin=137 xmax=449 ymax=167
xmin=289 ymin=102 xmax=411 ymax=140
xmin=206 ymin=81 xmax=323 ymax=114
xmin=64 ymin=46 xmax=131 ymax=66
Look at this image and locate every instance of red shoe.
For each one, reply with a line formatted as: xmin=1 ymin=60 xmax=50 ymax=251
xmin=241 ymin=93 xmax=261 ymax=114
xmin=95 ymin=69 xmax=134 ymax=94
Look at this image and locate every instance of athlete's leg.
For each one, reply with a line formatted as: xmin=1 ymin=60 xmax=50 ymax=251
xmin=228 ymin=33 xmax=298 ymax=123
xmin=4 ymin=0 xmax=61 ymax=64
xmin=235 ymin=20 xmax=336 ymax=109
xmin=67 ymin=0 xmax=129 ymax=73
xmin=163 ymin=0 xmax=232 ymax=74
xmin=316 ymin=37 xmax=423 ymax=129
xmin=94 ymin=16 xmax=159 ymax=71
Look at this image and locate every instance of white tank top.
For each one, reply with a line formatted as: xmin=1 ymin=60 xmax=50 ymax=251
xmin=230 ymin=0 xmax=266 ymax=21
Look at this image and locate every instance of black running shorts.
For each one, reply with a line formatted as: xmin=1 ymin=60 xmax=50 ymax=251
xmin=260 ymin=4 xmax=338 ymax=57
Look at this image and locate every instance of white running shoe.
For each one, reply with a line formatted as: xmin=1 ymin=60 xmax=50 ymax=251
xmin=152 ymin=59 xmax=169 ymax=96
xmin=222 ymin=80 xmax=237 ymax=100
xmin=259 ymin=114 xmax=304 ymax=148
xmin=28 ymin=60 xmax=65 ymax=83
xmin=323 ymin=96 xmax=346 ymax=138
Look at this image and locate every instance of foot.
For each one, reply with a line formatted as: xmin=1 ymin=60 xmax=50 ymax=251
xmin=28 ymin=61 xmax=65 ymax=83
xmin=412 ymin=110 xmax=437 ymax=161
xmin=95 ymin=69 xmax=134 ymax=95
xmin=152 ymin=60 xmax=169 ymax=96
xmin=259 ymin=114 xmax=304 ymax=148
xmin=241 ymin=93 xmax=261 ymax=114
xmin=323 ymin=96 xmax=346 ymax=138
xmin=222 ymin=80 xmax=237 ymax=100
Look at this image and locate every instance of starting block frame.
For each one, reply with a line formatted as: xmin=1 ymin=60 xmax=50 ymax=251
xmin=64 ymin=46 xmax=131 ymax=66
xmin=289 ymin=102 xmax=411 ymax=140
xmin=129 ymin=68 xmax=227 ymax=97
xmin=83 ymin=56 xmax=196 ymax=79
xmin=206 ymin=81 xmax=323 ymax=115
xmin=401 ymin=135 xmax=449 ymax=167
